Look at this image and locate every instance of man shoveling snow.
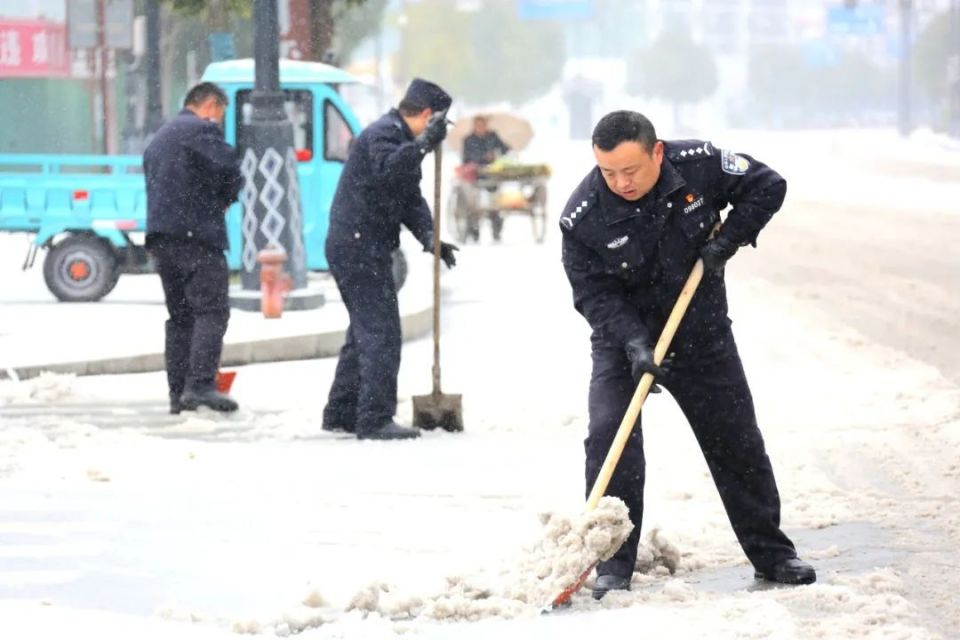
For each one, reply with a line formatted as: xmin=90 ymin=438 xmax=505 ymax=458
xmin=558 ymin=111 xmax=816 ymax=599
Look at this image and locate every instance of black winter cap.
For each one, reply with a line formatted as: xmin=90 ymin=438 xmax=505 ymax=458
xmin=403 ymin=78 xmax=452 ymax=112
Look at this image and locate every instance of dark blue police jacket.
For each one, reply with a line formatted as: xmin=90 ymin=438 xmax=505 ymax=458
xmin=560 ymin=139 xmax=787 ymax=361
xmin=143 ymin=109 xmax=243 ymax=251
xmin=326 ymin=109 xmax=433 ymax=263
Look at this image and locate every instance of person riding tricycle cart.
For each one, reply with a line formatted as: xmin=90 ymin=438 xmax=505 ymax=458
xmin=445 ymin=113 xmax=550 ymax=243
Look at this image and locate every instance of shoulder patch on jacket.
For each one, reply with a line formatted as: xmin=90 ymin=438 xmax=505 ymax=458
xmin=720 ymin=148 xmax=750 ymax=175
xmin=666 ymin=140 xmax=714 ymax=163
xmin=559 ymin=190 xmax=598 ymax=230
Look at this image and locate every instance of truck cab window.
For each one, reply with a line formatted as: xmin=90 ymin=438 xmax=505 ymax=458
xmin=325 ymin=100 xmax=353 ymax=162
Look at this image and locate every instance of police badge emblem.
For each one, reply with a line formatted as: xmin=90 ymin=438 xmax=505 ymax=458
xmin=721 ymin=149 xmax=750 ymax=175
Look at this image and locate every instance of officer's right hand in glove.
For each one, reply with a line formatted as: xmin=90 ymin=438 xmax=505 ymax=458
xmin=699 ymin=235 xmax=739 ymax=273
xmin=415 ymin=111 xmax=449 ymax=154
xmin=624 ymin=336 xmax=667 ymax=393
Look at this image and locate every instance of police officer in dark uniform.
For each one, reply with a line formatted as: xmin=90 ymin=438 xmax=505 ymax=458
xmin=560 ymin=111 xmax=816 ymax=598
xmin=144 ymin=82 xmax=243 ymax=414
xmin=322 ymin=78 xmax=458 ymax=441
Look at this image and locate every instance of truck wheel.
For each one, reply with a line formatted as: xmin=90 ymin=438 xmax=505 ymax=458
xmin=43 ymin=235 xmax=120 ymax=302
xmin=391 ymin=248 xmax=408 ymax=292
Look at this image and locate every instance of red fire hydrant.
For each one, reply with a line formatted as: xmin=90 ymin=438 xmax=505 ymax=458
xmin=257 ymin=245 xmax=292 ymax=319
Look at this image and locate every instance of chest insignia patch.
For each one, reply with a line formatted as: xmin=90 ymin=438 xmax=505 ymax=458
xmin=683 ymin=196 xmax=705 ymax=214
xmin=606 ymin=235 xmax=630 ymax=249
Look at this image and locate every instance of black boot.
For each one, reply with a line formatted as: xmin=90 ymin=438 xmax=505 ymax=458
xmin=180 ymin=387 xmax=238 ymax=413
xmin=169 ymin=391 xmax=184 ymax=415
xmin=356 ymin=421 xmax=420 ymax=441
xmin=592 ymin=574 xmax=631 ymax=600
xmin=755 ymin=558 xmax=816 ymax=585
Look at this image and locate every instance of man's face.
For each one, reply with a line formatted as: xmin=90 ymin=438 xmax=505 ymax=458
xmin=408 ymin=108 xmax=432 ymax=136
xmin=195 ymin=97 xmax=226 ymax=124
xmin=593 ymin=140 xmax=663 ymax=202
xmin=473 ymin=118 xmax=488 ymax=135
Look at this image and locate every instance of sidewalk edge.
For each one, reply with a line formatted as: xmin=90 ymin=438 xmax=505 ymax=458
xmin=8 ymin=305 xmax=433 ymax=381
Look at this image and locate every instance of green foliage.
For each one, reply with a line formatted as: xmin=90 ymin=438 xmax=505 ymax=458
xmin=334 ymin=0 xmax=388 ymax=62
xmin=162 ymin=0 xmax=381 ymax=62
xmin=164 ymin=0 xmax=252 ymax=19
xmin=626 ymin=29 xmax=718 ymax=105
xmin=397 ymin=0 xmax=566 ymax=107
xmin=744 ymin=43 xmax=895 ymax=126
xmin=913 ymin=10 xmax=952 ymax=104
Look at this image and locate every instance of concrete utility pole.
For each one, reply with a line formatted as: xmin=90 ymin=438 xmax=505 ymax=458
xmin=144 ymin=0 xmax=163 ymax=136
xmin=233 ymin=0 xmax=322 ymax=311
xmin=897 ymin=0 xmax=913 ymax=137
xmin=950 ymin=0 xmax=960 ymax=138
xmin=96 ymin=0 xmax=115 ymax=153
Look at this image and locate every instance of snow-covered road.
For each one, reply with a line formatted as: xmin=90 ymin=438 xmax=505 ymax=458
xmin=1 ymin=129 xmax=958 ymax=639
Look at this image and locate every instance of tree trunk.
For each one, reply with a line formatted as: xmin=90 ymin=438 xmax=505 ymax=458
xmin=309 ymin=0 xmax=336 ymax=63
xmin=207 ymin=0 xmax=229 ymax=31
xmin=207 ymin=0 xmax=235 ymax=62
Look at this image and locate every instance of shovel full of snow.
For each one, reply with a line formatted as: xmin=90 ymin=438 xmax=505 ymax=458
xmin=545 ymin=257 xmax=706 ymax=611
xmin=413 ymin=146 xmax=463 ymax=432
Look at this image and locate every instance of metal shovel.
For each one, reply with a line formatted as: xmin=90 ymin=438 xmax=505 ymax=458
xmin=413 ymin=146 xmax=463 ymax=432
xmin=545 ymin=256 xmax=707 ymax=610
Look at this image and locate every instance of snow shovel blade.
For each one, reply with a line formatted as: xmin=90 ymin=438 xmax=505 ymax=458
xmin=543 ymin=563 xmax=597 ymax=613
xmin=412 ymin=391 xmax=463 ymax=431
xmin=215 ymin=370 xmax=236 ymax=394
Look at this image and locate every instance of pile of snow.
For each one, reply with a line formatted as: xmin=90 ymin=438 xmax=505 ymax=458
xmin=342 ymin=497 xmax=631 ymax=621
xmin=0 ymin=371 xmax=76 ymax=405
xmin=224 ymin=497 xmax=632 ymax=635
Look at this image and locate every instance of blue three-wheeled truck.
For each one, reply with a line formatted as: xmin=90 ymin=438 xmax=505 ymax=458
xmin=0 ymin=59 xmax=392 ymax=302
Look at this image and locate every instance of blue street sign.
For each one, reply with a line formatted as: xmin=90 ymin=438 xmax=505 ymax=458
xmin=517 ymin=0 xmax=594 ymax=20
xmin=827 ymin=5 xmax=886 ymax=37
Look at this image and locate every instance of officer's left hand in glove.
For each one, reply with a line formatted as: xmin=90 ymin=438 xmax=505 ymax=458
xmin=414 ymin=111 xmax=449 ymax=154
xmin=699 ymin=235 xmax=739 ymax=273
xmin=624 ymin=336 xmax=668 ymax=393
xmin=423 ymin=237 xmax=459 ymax=268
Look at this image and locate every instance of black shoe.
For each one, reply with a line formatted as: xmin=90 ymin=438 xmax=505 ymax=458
xmin=591 ymin=574 xmax=631 ymax=600
xmin=180 ymin=388 xmax=238 ymax=413
xmin=755 ymin=558 xmax=816 ymax=585
xmin=356 ymin=421 xmax=420 ymax=440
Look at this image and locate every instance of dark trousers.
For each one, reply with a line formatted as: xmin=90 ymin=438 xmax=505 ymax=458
xmin=150 ymin=238 xmax=230 ymax=397
xmin=323 ymin=252 xmax=401 ymax=434
xmin=586 ymin=334 xmax=797 ymax=577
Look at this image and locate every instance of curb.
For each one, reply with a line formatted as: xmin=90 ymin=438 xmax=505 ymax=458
xmin=7 ymin=304 xmax=433 ymax=381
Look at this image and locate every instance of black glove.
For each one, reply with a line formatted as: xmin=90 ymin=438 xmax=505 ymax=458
xmin=624 ymin=336 xmax=667 ymax=393
xmin=699 ymin=235 xmax=739 ymax=273
xmin=423 ymin=237 xmax=459 ymax=268
xmin=415 ymin=111 xmax=449 ymax=153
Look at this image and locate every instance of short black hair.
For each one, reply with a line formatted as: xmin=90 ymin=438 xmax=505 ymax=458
xmin=183 ymin=82 xmax=229 ymax=108
xmin=592 ymin=111 xmax=657 ymax=152
xmin=398 ymin=99 xmax=427 ymax=117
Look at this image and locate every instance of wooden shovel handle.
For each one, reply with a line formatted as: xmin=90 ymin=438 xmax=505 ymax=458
xmin=585 ymin=258 xmax=705 ymax=509
xmin=432 ymin=147 xmax=443 ymax=394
